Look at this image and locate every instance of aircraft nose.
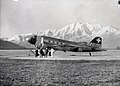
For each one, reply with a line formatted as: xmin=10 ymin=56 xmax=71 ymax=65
xmin=26 ymin=36 xmax=37 ymax=45
xmin=26 ymin=37 xmax=32 ymax=43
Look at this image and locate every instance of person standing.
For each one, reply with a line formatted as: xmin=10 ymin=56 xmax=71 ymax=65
xmin=43 ymin=49 xmax=46 ymax=58
xmin=48 ymin=49 xmax=51 ymax=57
xmin=45 ymin=48 xmax=49 ymax=57
xmin=35 ymin=49 xmax=39 ymax=57
xmin=40 ymin=48 xmax=44 ymax=58
xmin=50 ymin=48 xmax=54 ymax=57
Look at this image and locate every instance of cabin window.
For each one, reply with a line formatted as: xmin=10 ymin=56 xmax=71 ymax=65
xmin=54 ymin=41 xmax=57 ymax=44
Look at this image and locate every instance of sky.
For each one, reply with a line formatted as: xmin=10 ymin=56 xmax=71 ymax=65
xmin=0 ymin=0 xmax=120 ymax=38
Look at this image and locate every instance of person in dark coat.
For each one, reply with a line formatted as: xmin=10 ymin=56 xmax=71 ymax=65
xmin=40 ymin=48 xmax=45 ymax=58
xmin=45 ymin=48 xmax=49 ymax=57
xmin=35 ymin=49 xmax=39 ymax=57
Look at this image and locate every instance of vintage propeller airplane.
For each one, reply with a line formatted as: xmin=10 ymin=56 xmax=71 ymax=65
xmin=27 ymin=35 xmax=106 ymax=57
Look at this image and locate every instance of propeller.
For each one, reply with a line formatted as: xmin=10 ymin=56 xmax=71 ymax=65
xmin=26 ymin=33 xmax=38 ymax=56
xmin=41 ymin=36 xmax=44 ymax=46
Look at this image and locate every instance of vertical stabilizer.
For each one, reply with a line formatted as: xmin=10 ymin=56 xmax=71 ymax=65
xmin=89 ymin=37 xmax=102 ymax=48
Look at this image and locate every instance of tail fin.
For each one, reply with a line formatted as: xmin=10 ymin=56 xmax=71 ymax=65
xmin=89 ymin=37 xmax=102 ymax=48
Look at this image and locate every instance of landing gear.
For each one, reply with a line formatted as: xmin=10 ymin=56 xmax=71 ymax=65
xmin=89 ymin=52 xmax=91 ymax=56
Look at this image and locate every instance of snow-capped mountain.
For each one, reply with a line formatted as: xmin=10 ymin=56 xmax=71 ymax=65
xmin=8 ymin=33 xmax=35 ymax=43
xmin=44 ymin=29 xmax=56 ymax=36
xmin=8 ymin=29 xmax=56 ymax=43
xmin=4 ymin=23 xmax=120 ymax=48
xmin=52 ymin=23 xmax=120 ymax=48
xmin=53 ymin=23 xmax=120 ymax=41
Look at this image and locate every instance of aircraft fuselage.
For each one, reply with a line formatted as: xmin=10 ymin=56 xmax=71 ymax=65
xmin=35 ymin=36 xmax=103 ymax=52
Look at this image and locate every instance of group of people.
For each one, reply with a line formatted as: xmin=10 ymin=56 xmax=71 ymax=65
xmin=35 ymin=48 xmax=54 ymax=58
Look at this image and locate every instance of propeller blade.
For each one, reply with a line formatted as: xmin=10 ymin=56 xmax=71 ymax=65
xmin=41 ymin=36 xmax=44 ymax=46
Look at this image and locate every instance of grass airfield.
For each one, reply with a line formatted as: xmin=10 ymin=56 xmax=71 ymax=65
xmin=0 ymin=50 xmax=120 ymax=85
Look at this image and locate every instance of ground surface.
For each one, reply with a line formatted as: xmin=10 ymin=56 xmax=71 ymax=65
xmin=0 ymin=50 xmax=120 ymax=86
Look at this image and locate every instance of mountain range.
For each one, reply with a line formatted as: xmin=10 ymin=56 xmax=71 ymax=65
xmin=1 ymin=23 xmax=120 ymax=49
